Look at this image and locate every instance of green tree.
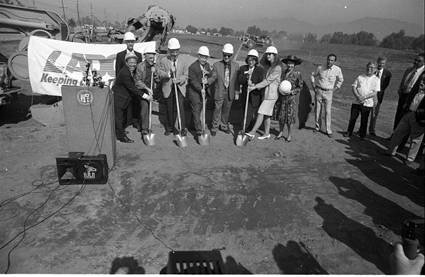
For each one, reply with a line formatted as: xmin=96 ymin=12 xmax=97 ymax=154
xmin=67 ymin=18 xmax=76 ymax=28
xmin=411 ymin=34 xmax=424 ymax=51
xmin=185 ymin=25 xmax=198 ymax=34
xmin=219 ymin=26 xmax=234 ymax=36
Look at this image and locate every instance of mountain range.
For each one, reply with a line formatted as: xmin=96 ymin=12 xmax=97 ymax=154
xmin=229 ymin=17 xmax=424 ymax=40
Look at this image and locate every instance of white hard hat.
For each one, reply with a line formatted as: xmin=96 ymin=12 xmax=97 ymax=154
xmin=198 ymin=46 xmax=210 ymax=57
xmin=278 ymin=80 xmax=292 ymax=95
xmin=144 ymin=44 xmax=156 ymax=54
xmin=222 ymin=43 xmax=234 ymax=54
xmin=123 ymin=32 xmax=136 ymax=41
xmin=167 ymin=38 xmax=181 ymax=50
xmin=247 ymin=49 xmax=259 ymax=58
xmin=125 ymin=52 xmax=137 ymax=61
xmin=265 ymin=46 xmax=278 ymax=55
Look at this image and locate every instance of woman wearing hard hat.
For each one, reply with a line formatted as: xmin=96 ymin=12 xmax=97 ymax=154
xmin=276 ymin=55 xmax=303 ymax=142
xmin=245 ymin=46 xmax=282 ymax=140
xmin=237 ymin=49 xmax=265 ymax=130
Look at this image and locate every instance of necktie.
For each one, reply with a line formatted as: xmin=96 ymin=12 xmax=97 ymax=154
xmin=224 ymin=65 xmax=230 ymax=88
xmin=375 ymin=70 xmax=380 ymax=78
xmin=404 ymin=69 xmax=416 ymax=92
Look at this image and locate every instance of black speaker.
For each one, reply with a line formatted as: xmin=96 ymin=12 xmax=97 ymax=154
xmin=56 ymin=152 xmax=108 ymax=185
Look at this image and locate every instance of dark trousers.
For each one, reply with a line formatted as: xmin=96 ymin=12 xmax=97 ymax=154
xmin=114 ymin=103 xmax=127 ymax=139
xmin=164 ymin=87 xmax=186 ymax=132
xmin=393 ymin=93 xmax=409 ymax=130
xmin=139 ymin=98 xmax=149 ymax=132
xmin=188 ymin=90 xmax=203 ymax=133
xmin=347 ymin=103 xmax=372 ymax=138
xmin=212 ymin=95 xmax=233 ymax=131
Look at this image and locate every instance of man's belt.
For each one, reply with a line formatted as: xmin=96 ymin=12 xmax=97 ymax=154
xmin=315 ymin=86 xmax=333 ymax=91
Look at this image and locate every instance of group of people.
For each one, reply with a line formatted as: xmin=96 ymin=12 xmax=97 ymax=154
xmin=112 ymin=31 xmax=425 ymax=168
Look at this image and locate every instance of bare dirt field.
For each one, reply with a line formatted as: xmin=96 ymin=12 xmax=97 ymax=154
xmin=0 ymin=35 xmax=423 ymax=273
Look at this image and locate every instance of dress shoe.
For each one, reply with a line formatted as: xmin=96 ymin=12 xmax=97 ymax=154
xmin=211 ymin=130 xmax=217 ymax=136
xmin=118 ymin=136 xmax=134 ymax=143
xmin=258 ymin=134 xmax=271 ymax=140
xmin=326 ymin=133 xmax=333 ymax=138
xmin=164 ymin=130 xmax=171 ymax=136
xmin=313 ymin=128 xmax=319 ymax=133
xmin=245 ymin=132 xmax=255 ymax=140
xmin=369 ymin=132 xmax=377 ymax=137
xmin=181 ymin=128 xmax=188 ymax=136
xmin=343 ymin=132 xmax=352 ymax=138
xmin=219 ymin=126 xmax=230 ymax=134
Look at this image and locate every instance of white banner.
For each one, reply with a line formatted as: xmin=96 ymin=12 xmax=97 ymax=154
xmin=28 ymin=36 xmax=155 ymax=96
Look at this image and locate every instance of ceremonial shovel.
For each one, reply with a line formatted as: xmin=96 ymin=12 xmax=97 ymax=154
xmin=143 ymin=72 xmax=156 ymax=146
xmin=236 ymin=87 xmax=251 ymax=146
xmin=198 ymin=83 xmax=210 ymax=146
xmin=172 ymin=72 xmax=188 ymax=148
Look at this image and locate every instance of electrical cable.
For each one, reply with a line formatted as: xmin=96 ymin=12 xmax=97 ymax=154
xmin=1 ymin=184 xmax=86 ymax=273
xmin=3 ymin=183 xmax=61 ymax=273
xmin=107 ymin=182 xmax=175 ymax=252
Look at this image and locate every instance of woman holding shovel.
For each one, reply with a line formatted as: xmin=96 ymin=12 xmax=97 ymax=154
xmin=237 ymin=49 xmax=265 ymax=131
xmin=276 ymin=55 xmax=303 ymax=142
xmin=245 ymin=46 xmax=282 ymax=140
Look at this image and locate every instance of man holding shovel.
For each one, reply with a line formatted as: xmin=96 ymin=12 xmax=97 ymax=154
xmin=134 ymin=44 xmax=157 ymax=139
xmin=188 ymin=46 xmax=212 ymax=141
xmin=207 ymin=43 xmax=240 ymax=136
xmin=158 ymin=38 xmax=189 ymax=137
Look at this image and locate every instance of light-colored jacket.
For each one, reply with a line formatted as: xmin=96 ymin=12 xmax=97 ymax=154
xmin=157 ymin=54 xmax=189 ymax=98
xmin=256 ymin=65 xmax=282 ymax=100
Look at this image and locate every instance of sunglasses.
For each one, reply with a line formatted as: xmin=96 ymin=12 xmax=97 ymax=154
xmin=223 ymin=54 xmax=232 ymax=58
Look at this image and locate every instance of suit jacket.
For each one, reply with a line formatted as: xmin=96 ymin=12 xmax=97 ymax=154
xmin=398 ymin=66 xmax=424 ymax=95
xmin=237 ymin=64 xmax=265 ymax=97
xmin=403 ymin=71 xmax=425 ymax=112
xmin=208 ymin=60 xmax=239 ymax=100
xmin=379 ymin=68 xmax=392 ymax=92
xmin=257 ymin=65 xmax=282 ymax=100
xmin=187 ymin=60 xmax=212 ymax=96
xmin=115 ymin=50 xmax=143 ymax=77
xmin=415 ymin=96 xmax=425 ymax=127
xmin=157 ymin=55 xmax=189 ymax=98
xmin=112 ymin=65 xmax=145 ymax=109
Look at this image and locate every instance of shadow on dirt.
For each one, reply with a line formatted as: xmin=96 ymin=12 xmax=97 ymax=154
xmin=314 ymin=196 xmax=391 ymax=274
xmin=329 ymin=176 xmax=423 ymax=236
xmin=335 ymin=137 xmax=424 ymax=207
xmin=272 ymin=241 xmax=328 ymax=274
xmin=110 ymin=256 xmax=145 ymax=274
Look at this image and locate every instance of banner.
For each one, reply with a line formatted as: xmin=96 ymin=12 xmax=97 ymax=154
xmin=28 ymin=36 xmax=156 ymax=96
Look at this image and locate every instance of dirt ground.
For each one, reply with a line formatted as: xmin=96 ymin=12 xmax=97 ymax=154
xmin=0 ymin=39 xmax=424 ymax=273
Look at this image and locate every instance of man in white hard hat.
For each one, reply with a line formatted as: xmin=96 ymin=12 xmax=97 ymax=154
xmin=115 ymin=32 xmax=143 ymax=131
xmin=157 ymin=38 xmax=189 ymax=136
xmin=207 ymin=43 xmax=240 ymax=136
xmin=133 ymin=44 xmax=157 ymax=138
xmin=187 ymin=46 xmax=212 ymax=139
xmin=112 ymin=52 xmax=148 ymax=143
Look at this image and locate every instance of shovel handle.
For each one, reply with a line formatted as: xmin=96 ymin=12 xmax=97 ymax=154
xmin=172 ymin=70 xmax=183 ymax=133
xmin=242 ymin=71 xmax=253 ymax=132
xmin=149 ymin=71 xmax=154 ymax=132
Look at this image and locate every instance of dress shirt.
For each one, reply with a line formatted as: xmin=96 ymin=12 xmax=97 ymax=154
xmin=409 ymin=91 xmax=425 ymax=111
xmin=375 ymin=69 xmax=382 ymax=91
xmin=352 ymin=74 xmax=380 ymax=107
xmin=311 ymin=64 xmax=344 ymax=90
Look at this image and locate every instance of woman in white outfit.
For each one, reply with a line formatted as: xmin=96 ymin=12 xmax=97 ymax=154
xmin=245 ymin=46 xmax=282 ymax=140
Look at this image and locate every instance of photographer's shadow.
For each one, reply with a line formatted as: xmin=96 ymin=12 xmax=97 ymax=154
xmin=272 ymin=241 xmax=328 ymax=274
xmin=110 ymin=256 xmax=145 ymax=274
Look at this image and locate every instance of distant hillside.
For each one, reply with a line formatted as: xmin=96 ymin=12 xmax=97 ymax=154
xmin=245 ymin=17 xmax=424 ymax=40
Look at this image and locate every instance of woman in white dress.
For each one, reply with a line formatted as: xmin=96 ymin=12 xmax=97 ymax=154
xmin=245 ymin=46 xmax=282 ymax=140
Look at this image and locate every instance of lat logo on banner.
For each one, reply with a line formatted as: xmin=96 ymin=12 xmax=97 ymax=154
xmin=40 ymin=50 xmax=116 ymax=86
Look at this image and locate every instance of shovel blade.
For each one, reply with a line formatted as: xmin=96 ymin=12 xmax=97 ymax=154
xmin=199 ymin=133 xmax=210 ymax=146
xmin=236 ymin=134 xmax=249 ymax=146
xmin=143 ymin=133 xmax=156 ymax=146
xmin=175 ymin=134 xmax=188 ymax=148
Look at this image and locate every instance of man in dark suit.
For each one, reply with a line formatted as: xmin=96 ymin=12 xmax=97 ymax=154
xmin=207 ymin=43 xmax=240 ymax=136
xmin=187 ymin=46 xmax=212 ymax=138
xmin=115 ymin=32 xmax=143 ymax=131
xmin=112 ymin=52 xmax=152 ymax=143
xmin=369 ymin=56 xmax=392 ymax=136
xmin=393 ymin=53 xmax=424 ymax=130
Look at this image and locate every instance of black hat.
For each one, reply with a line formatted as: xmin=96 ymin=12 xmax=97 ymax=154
xmin=281 ymin=55 xmax=302 ymax=65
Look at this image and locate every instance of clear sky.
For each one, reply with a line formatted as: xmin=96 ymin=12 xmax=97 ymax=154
xmin=26 ymin=0 xmax=424 ymax=29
